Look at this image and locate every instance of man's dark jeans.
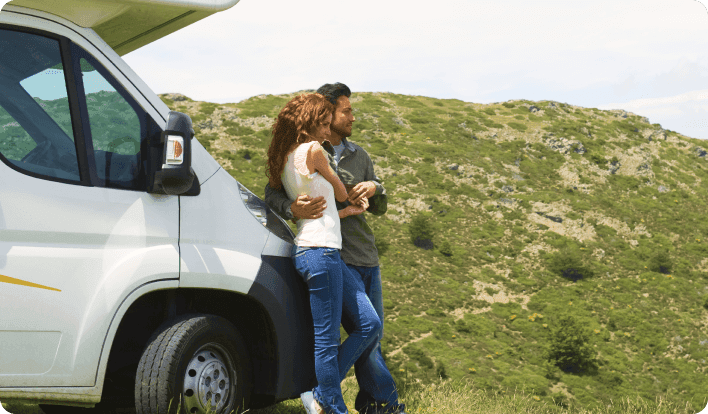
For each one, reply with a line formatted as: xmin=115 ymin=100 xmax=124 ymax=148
xmin=342 ymin=265 xmax=406 ymax=414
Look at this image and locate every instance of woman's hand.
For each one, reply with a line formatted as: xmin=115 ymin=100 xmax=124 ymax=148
xmin=338 ymin=197 xmax=369 ymax=218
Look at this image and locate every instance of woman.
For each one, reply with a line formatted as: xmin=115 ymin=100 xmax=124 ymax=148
xmin=266 ymin=93 xmax=382 ymax=414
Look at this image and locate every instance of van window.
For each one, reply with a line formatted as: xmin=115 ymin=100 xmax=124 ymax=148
xmin=76 ymin=55 xmax=144 ymax=189
xmin=0 ymin=29 xmax=80 ymax=182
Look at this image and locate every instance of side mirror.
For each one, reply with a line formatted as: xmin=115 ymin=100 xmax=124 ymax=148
xmin=148 ymin=111 xmax=199 ymax=195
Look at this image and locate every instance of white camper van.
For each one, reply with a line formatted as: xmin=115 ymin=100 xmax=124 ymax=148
xmin=0 ymin=1 xmax=315 ymax=413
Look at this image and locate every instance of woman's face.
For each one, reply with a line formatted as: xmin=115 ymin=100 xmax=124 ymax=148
xmin=310 ymin=113 xmax=332 ymax=142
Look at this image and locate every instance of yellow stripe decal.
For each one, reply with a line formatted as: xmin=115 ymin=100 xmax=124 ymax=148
xmin=0 ymin=274 xmax=61 ymax=292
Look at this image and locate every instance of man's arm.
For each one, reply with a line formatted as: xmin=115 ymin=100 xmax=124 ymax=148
xmin=265 ymin=182 xmax=327 ymax=220
xmin=264 ymin=182 xmax=295 ymax=220
xmin=364 ymin=154 xmax=387 ymax=216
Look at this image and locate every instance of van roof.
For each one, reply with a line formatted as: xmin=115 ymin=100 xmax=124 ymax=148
xmin=5 ymin=0 xmax=240 ymax=55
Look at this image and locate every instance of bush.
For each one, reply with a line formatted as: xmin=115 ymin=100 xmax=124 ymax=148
xmin=547 ymin=249 xmax=595 ymax=281
xmin=648 ymin=249 xmax=673 ymax=274
xmin=435 ymin=361 xmax=449 ymax=379
xmin=439 ymin=240 xmax=452 ymax=257
xmin=375 ymin=237 xmax=390 ymax=256
xmin=545 ymin=314 xmax=596 ymax=373
xmin=409 ymin=213 xmax=435 ymax=250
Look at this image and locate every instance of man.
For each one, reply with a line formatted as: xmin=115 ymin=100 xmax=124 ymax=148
xmin=265 ymin=83 xmax=405 ymax=414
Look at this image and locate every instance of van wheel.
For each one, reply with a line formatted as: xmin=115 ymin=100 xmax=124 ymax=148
xmin=134 ymin=314 xmax=251 ymax=414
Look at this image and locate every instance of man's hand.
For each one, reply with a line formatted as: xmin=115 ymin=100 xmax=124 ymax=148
xmin=347 ymin=181 xmax=376 ymax=205
xmin=290 ymin=194 xmax=326 ymax=220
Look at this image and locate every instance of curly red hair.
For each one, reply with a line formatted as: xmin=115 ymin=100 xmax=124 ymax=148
xmin=266 ymin=93 xmax=334 ymax=189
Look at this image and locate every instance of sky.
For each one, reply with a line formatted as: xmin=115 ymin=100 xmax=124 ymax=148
xmin=119 ymin=0 xmax=708 ymax=140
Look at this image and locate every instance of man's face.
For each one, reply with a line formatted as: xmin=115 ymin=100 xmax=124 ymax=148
xmin=330 ymin=95 xmax=355 ymax=138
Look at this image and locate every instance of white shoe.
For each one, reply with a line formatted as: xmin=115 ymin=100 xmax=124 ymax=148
xmin=301 ymin=391 xmax=324 ymax=414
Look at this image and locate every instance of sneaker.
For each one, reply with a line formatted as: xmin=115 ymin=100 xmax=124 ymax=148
xmin=301 ymin=391 xmax=325 ymax=414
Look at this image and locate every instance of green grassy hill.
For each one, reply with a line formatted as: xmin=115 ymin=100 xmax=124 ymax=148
xmin=159 ymin=91 xmax=708 ymax=412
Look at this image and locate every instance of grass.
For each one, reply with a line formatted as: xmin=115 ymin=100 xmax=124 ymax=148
xmin=3 ymin=378 xmax=706 ymax=413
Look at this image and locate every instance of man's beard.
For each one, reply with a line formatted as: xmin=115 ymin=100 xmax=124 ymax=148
xmin=330 ymin=123 xmax=351 ymax=138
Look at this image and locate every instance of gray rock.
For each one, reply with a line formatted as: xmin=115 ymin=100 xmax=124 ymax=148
xmin=649 ymin=130 xmax=667 ymax=141
xmin=545 ymin=137 xmax=586 ymax=155
xmin=694 ymin=147 xmax=707 ymax=158
xmin=529 ymin=105 xmax=539 ymax=113
xmin=609 ymin=160 xmax=621 ymax=175
xmin=502 ymin=185 xmax=514 ymax=193
xmin=499 ymin=198 xmax=514 ymax=204
xmin=548 ymin=102 xmax=557 ymax=109
xmin=163 ymin=93 xmax=188 ymax=101
xmin=196 ymin=119 xmax=214 ymax=130
xmin=535 ymin=211 xmax=562 ymax=223
xmin=393 ymin=117 xmax=405 ymax=126
xmin=637 ymin=163 xmax=650 ymax=172
xmin=448 ymin=164 xmax=459 ymax=170
xmin=658 ymin=185 xmax=669 ymax=193
xmin=513 ymin=174 xmax=524 ymax=181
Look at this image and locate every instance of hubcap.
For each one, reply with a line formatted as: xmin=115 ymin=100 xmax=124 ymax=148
xmin=182 ymin=343 xmax=236 ymax=413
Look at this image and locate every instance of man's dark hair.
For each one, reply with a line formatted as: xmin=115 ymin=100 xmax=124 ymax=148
xmin=316 ymin=83 xmax=351 ymax=107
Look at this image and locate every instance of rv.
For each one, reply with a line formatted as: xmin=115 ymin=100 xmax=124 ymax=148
xmin=0 ymin=1 xmax=314 ymax=413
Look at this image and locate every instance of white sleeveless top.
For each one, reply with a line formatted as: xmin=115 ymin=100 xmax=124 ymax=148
xmin=281 ymin=141 xmax=341 ymax=249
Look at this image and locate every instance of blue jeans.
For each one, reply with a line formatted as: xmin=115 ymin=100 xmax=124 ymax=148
xmin=294 ymin=247 xmax=382 ymax=414
xmin=342 ymin=265 xmax=405 ymax=414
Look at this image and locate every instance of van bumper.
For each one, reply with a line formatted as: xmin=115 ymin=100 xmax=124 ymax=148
xmin=247 ymin=254 xmax=316 ymax=401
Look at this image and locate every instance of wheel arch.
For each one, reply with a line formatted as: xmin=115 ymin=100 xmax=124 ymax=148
xmin=99 ymin=287 xmax=280 ymax=407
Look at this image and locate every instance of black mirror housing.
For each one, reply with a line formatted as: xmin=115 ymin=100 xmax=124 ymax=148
xmin=148 ymin=111 xmax=199 ymax=195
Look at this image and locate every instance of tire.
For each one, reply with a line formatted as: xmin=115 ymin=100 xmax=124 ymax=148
xmin=134 ymin=314 xmax=252 ymax=414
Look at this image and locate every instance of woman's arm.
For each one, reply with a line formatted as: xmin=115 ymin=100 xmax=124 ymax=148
xmin=309 ymin=142 xmax=348 ymax=202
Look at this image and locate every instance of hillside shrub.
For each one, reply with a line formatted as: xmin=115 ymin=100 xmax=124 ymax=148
xmin=409 ymin=213 xmax=435 ymax=250
xmin=545 ymin=314 xmax=596 ymax=373
xmin=547 ymin=249 xmax=594 ymax=281
xmin=507 ymin=122 xmax=528 ymax=132
xmin=439 ymin=240 xmax=452 ymax=257
xmin=648 ymin=249 xmax=673 ymax=274
xmin=375 ymin=237 xmax=390 ymax=256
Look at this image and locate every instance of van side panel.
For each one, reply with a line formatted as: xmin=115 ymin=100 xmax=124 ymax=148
xmin=179 ymin=167 xmax=269 ymax=292
xmin=0 ymin=161 xmax=180 ymax=387
xmin=0 ymin=280 xmax=179 ymax=404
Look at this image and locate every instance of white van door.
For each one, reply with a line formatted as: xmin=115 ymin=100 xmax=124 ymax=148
xmin=0 ymin=27 xmax=179 ymax=387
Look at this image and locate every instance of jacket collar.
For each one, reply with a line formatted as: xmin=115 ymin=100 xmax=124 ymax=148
xmin=322 ymin=137 xmax=356 ymax=154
